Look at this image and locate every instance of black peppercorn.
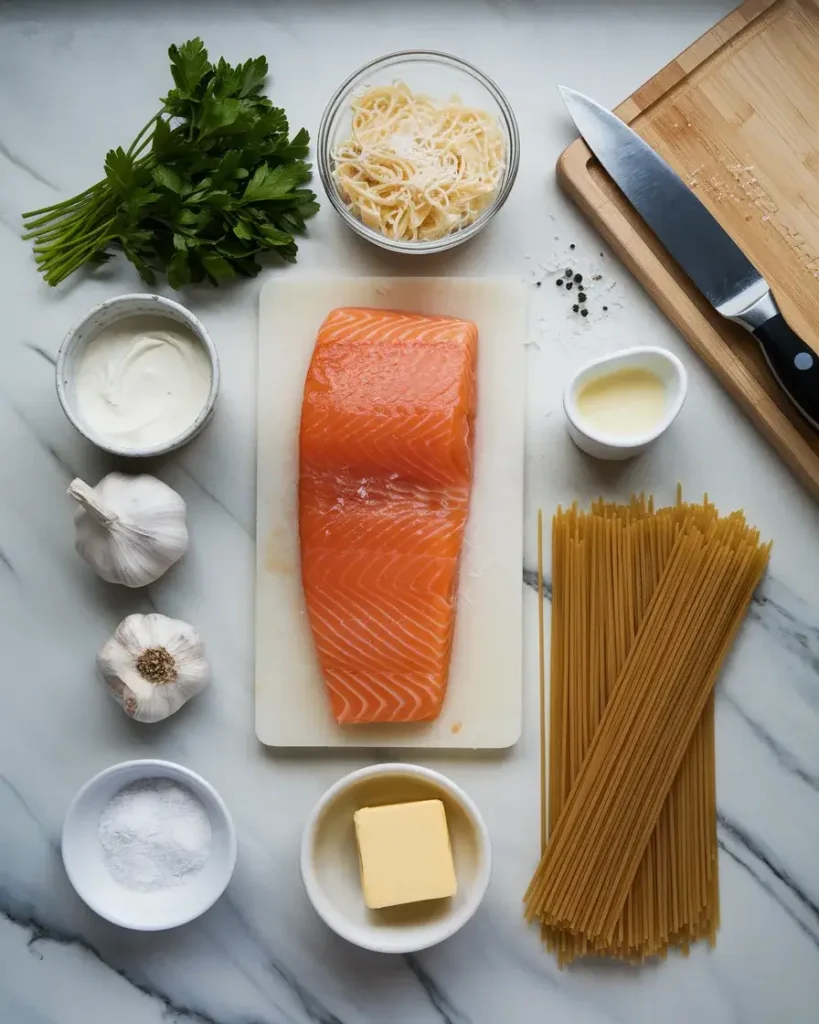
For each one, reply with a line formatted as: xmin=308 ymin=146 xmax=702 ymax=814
xmin=536 ymin=281 xmax=541 ymax=287
xmin=566 ymin=282 xmax=573 ymax=290
xmin=603 ymin=306 xmax=608 ymax=311
xmin=569 ymin=243 xmax=575 ymax=250
xmin=565 ymin=269 xmax=572 ymax=278
xmin=556 ymin=279 xmax=563 ymax=287
xmin=581 ymin=309 xmax=588 ymax=318
xmin=573 ymin=273 xmax=582 ymax=283
xmin=572 ymin=304 xmax=579 ymax=313
xmin=578 ymin=292 xmax=587 ymax=303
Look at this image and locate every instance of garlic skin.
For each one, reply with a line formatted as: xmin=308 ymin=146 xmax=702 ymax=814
xmin=98 ymin=613 xmax=210 ymax=723
xmin=68 ymin=473 xmax=188 ymax=587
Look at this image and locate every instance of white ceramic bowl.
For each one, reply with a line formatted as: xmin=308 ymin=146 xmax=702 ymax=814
xmin=563 ymin=346 xmax=688 ymax=461
xmin=56 ymin=293 xmax=220 ymax=457
xmin=301 ymin=763 xmax=491 ymax=954
xmin=62 ymin=759 xmax=236 ymax=931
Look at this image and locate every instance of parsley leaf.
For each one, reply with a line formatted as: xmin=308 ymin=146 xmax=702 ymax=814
xmin=168 ymin=38 xmax=211 ymax=98
xmin=242 ymin=162 xmax=312 ymax=203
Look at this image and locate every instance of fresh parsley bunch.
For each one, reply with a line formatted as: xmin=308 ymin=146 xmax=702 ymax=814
xmin=22 ymin=39 xmax=319 ymax=288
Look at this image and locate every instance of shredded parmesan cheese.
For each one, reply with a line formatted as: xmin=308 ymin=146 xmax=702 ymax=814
xmin=332 ymin=83 xmax=506 ymax=243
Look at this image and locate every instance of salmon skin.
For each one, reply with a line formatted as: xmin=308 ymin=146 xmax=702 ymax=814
xmin=299 ymin=307 xmax=478 ymax=724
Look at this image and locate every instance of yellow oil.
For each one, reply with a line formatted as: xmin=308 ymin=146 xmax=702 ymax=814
xmin=576 ymin=366 xmax=666 ymax=437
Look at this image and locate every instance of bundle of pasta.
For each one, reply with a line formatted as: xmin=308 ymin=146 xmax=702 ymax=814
xmin=527 ymin=494 xmax=770 ymax=964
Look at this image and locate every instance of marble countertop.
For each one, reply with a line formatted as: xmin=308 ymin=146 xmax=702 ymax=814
xmin=2 ymin=2 xmax=819 ymax=1022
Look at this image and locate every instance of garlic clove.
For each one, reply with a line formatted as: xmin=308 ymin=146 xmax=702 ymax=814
xmin=98 ymin=613 xmax=209 ymax=723
xmin=69 ymin=473 xmax=188 ymax=588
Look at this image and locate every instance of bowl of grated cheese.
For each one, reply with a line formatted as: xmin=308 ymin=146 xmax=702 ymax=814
xmin=318 ymin=51 xmax=520 ymax=253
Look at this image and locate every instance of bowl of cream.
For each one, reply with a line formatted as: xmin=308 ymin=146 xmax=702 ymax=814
xmin=57 ymin=294 xmax=219 ymax=457
xmin=563 ymin=346 xmax=687 ymax=460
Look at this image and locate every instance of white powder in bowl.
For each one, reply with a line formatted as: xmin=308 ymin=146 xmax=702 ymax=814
xmin=99 ymin=778 xmax=212 ymax=892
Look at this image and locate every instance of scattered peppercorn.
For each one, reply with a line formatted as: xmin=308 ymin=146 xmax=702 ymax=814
xmin=592 ymin=274 xmax=602 ymax=281
xmin=603 ymin=306 xmax=608 ymax=311
xmin=572 ymin=304 xmax=579 ymax=313
xmin=577 ymin=292 xmax=587 ymax=303
xmin=536 ymin=281 xmax=541 ymax=287
xmin=556 ymin=279 xmax=563 ymax=287
xmin=569 ymin=243 xmax=575 ymax=250
xmin=573 ymin=273 xmax=582 ymax=283
xmin=565 ymin=268 xmax=572 ymax=277
xmin=566 ymin=282 xmax=573 ymax=290
xmin=581 ymin=309 xmax=589 ymax=318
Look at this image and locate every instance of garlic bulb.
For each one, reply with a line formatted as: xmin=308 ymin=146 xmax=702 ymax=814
xmin=98 ymin=613 xmax=210 ymax=723
xmin=68 ymin=473 xmax=188 ymax=588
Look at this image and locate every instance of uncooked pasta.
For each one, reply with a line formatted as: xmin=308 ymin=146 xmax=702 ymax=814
xmin=332 ymin=83 xmax=505 ymax=242
xmin=529 ymin=492 xmax=770 ymax=964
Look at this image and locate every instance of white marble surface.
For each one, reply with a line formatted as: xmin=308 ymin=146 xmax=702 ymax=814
xmin=1 ymin=2 xmax=819 ymax=1022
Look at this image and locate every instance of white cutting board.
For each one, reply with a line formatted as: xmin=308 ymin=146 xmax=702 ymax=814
xmin=255 ymin=277 xmax=525 ymax=749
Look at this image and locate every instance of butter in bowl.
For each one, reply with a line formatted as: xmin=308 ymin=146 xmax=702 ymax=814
xmin=563 ymin=346 xmax=687 ymax=460
xmin=301 ymin=763 xmax=491 ymax=953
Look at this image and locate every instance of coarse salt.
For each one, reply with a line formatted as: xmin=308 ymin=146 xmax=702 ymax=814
xmin=98 ymin=778 xmax=212 ymax=892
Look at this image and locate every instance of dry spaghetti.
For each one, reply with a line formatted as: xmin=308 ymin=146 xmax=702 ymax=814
xmin=332 ymin=83 xmax=505 ymax=242
xmin=529 ymin=493 xmax=770 ymax=964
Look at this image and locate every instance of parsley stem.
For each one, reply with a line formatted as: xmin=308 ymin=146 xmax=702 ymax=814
xmin=37 ymin=218 xmax=117 ymax=262
xmin=25 ymin=196 xmax=101 ymax=236
xmin=126 ymin=113 xmax=162 ymax=158
xmin=38 ymin=224 xmax=118 ymax=284
xmin=26 ymin=194 xmax=114 ymax=249
xmin=22 ymin=182 xmax=105 ymax=221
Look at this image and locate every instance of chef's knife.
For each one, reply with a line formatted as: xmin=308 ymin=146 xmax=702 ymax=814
xmin=559 ymin=86 xmax=819 ymax=432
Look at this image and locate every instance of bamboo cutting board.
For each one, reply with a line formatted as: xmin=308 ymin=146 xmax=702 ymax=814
xmin=255 ymin=278 xmax=525 ymax=749
xmin=558 ymin=0 xmax=819 ymax=498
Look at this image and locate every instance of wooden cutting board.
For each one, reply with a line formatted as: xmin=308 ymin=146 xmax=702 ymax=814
xmin=255 ymin=278 xmax=525 ymax=749
xmin=558 ymin=0 xmax=819 ymax=498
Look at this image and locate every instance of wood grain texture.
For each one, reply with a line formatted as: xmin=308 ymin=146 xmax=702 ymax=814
xmin=558 ymin=0 xmax=819 ymax=498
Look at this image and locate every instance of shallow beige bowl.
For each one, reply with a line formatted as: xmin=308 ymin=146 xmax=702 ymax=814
xmin=300 ymin=763 xmax=491 ymax=953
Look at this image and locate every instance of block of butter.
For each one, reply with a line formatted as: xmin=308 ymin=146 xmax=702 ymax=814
xmin=353 ymin=798 xmax=458 ymax=910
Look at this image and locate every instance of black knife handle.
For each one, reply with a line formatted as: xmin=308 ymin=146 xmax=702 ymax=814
xmin=752 ymin=314 xmax=819 ymax=431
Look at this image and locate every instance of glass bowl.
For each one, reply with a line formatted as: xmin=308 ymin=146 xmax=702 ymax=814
xmin=317 ymin=51 xmax=520 ymax=254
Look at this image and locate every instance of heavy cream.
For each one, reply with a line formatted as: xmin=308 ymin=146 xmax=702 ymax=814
xmin=74 ymin=315 xmax=212 ymax=450
xmin=575 ymin=366 xmax=666 ymax=438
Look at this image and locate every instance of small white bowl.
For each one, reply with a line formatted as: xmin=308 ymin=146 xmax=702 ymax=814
xmin=62 ymin=759 xmax=237 ymax=931
xmin=301 ymin=763 xmax=491 ymax=954
xmin=56 ymin=293 xmax=220 ymax=458
xmin=563 ymin=346 xmax=687 ymax=461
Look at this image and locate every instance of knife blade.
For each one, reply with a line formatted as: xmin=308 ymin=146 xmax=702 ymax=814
xmin=559 ymin=86 xmax=819 ymax=432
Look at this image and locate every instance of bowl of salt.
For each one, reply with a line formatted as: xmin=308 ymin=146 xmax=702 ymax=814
xmin=62 ymin=759 xmax=236 ymax=930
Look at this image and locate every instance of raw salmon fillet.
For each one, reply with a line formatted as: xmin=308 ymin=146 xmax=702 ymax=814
xmin=299 ymin=307 xmax=478 ymax=724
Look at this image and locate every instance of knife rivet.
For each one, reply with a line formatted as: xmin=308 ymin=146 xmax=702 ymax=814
xmin=794 ymin=352 xmax=814 ymax=371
